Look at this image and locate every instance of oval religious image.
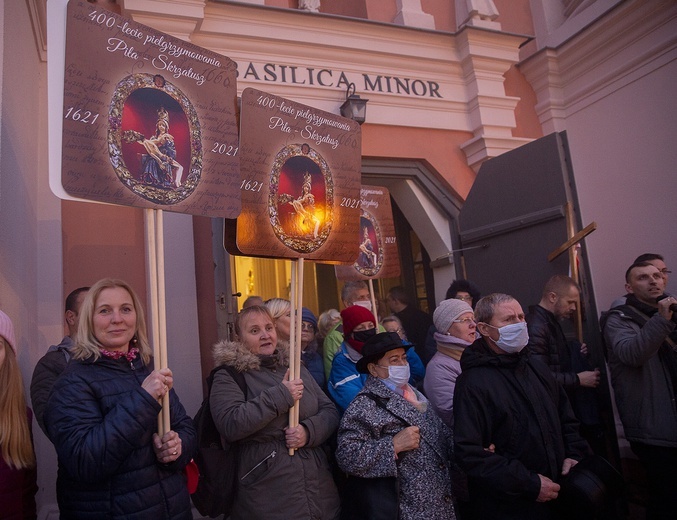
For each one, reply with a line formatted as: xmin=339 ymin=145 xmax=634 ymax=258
xmin=108 ymin=73 xmax=203 ymax=205
xmin=354 ymin=212 xmax=383 ymax=277
xmin=269 ymin=143 xmax=334 ymax=253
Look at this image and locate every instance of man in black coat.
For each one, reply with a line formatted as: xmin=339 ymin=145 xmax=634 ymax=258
xmin=386 ymin=285 xmax=434 ymax=365
xmin=454 ymin=293 xmax=589 ymax=520
xmin=30 ymin=286 xmax=89 ymax=434
xmin=526 ymin=275 xmax=600 ymax=392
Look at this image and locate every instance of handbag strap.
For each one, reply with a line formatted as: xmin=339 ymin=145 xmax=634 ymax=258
xmin=358 ymin=392 xmax=447 ymax=462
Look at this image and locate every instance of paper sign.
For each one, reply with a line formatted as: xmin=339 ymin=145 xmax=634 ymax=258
xmin=56 ymin=0 xmax=241 ymax=217
xmin=225 ymin=88 xmax=362 ymax=261
xmin=335 ymin=185 xmax=401 ymax=280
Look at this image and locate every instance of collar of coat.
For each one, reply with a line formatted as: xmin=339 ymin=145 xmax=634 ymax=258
xmin=212 ymin=339 xmax=290 ymax=372
xmin=360 ymin=377 xmax=449 ymax=462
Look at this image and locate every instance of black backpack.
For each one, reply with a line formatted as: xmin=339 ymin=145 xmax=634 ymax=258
xmin=191 ymin=365 xmax=247 ymax=518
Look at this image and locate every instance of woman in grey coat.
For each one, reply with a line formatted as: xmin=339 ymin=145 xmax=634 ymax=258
xmin=336 ymin=332 xmax=456 ymax=520
xmin=210 ymin=305 xmax=340 ymax=520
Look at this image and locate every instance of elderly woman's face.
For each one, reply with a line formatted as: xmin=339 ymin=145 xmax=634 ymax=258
xmin=93 ymin=287 xmax=137 ymax=352
xmin=370 ymin=347 xmax=408 ymax=379
xmin=241 ymin=312 xmax=277 ymax=356
xmin=275 ymin=311 xmax=291 ymax=341
xmin=446 ymin=311 xmax=477 ymax=343
xmin=301 ymin=321 xmax=315 ymax=346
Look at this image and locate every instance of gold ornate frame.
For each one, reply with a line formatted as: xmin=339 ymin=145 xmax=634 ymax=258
xmin=268 ymin=143 xmax=334 ymax=254
xmin=108 ymin=73 xmax=202 ymax=205
xmin=354 ymin=210 xmax=383 ymax=277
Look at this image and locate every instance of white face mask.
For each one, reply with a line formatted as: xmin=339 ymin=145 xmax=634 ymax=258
xmin=352 ymin=300 xmax=372 ymax=312
xmin=376 ymin=364 xmax=410 ymax=386
xmin=485 ymin=322 xmax=529 ymax=354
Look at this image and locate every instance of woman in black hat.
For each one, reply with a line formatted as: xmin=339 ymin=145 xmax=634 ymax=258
xmin=335 ymin=332 xmax=457 ymax=520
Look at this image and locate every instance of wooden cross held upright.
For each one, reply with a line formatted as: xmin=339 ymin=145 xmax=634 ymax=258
xmin=547 ymin=202 xmax=596 ymax=341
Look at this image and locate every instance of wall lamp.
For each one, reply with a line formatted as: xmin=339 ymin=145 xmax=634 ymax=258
xmin=340 ymin=83 xmax=368 ymax=125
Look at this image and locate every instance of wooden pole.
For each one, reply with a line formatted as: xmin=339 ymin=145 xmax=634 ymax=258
xmin=155 ymin=210 xmax=170 ymax=434
xmin=565 ymin=203 xmax=583 ymax=343
xmin=288 ymin=260 xmax=297 ymax=455
xmin=368 ymin=278 xmax=377 ymax=322
xmin=287 ymin=258 xmax=305 ymax=455
xmin=145 ymin=210 xmax=163 ymax=434
xmin=294 ymin=258 xmax=304 ymax=427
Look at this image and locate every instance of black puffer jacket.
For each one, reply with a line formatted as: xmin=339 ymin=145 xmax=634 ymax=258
xmin=526 ymin=305 xmax=579 ymax=390
xmin=453 ymin=338 xmax=588 ymax=520
xmin=45 ymin=354 xmax=196 ymax=520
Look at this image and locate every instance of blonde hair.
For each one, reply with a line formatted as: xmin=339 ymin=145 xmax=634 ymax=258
xmin=235 ymin=305 xmax=275 ymax=338
xmin=318 ymin=308 xmax=340 ymax=338
xmin=0 ymin=337 xmax=36 ymax=469
xmin=264 ymin=298 xmax=291 ymax=321
xmin=72 ymin=278 xmax=152 ymax=365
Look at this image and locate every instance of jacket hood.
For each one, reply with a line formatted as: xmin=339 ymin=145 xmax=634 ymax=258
xmin=460 ymin=337 xmax=527 ymax=371
xmin=212 ymin=339 xmax=290 ymax=372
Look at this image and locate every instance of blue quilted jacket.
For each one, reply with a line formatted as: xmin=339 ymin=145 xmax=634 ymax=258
xmin=45 ymin=354 xmax=196 ymax=519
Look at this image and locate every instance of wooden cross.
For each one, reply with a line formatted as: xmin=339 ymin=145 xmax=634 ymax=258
xmin=547 ymin=202 xmax=596 ymax=341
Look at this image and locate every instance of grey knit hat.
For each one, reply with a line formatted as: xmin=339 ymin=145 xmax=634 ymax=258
xmin=433 ymin=298 xmax=473 ymax=334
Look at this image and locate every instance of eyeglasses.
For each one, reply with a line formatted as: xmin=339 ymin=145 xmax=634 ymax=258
xmin=452 ymin=317 xmax=476 ymax=325
xmin=455 ymin=295 xmax=473 ymax=302
xmin=300 ymin=323 xmax=315 ymax=331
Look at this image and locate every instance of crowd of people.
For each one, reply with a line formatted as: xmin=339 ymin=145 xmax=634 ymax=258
xmin=1 ymin=251 xmax=675 ymax=519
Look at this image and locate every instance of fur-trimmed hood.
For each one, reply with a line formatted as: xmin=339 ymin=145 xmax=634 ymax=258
xmin=212 ymin=339 xmax=290 ymax=372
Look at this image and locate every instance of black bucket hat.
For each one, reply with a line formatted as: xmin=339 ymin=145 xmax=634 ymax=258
xmin=356 ymin=332 xmax=411 ymax=373
xmin=558 ymin=455 xmax=625 ymax=519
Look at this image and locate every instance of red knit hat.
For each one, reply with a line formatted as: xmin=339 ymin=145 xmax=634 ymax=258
xmin=340 ymin=305 xmax=376 ymax=337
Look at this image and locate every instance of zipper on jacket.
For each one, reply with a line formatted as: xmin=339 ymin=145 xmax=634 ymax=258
xmin=240 ymin=450 xmax=276 ymax=481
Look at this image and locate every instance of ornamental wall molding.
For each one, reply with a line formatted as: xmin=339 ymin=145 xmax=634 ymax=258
xmin=42 ymin=0 xmax=533 ymax=170
xmin=519 ymin=0 xmax=677 ymax=134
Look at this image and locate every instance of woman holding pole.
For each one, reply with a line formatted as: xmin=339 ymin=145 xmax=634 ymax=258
xmin=210 ymin=305 xmax=340 ymax=520
xmin=44 ymin=278 xmax=196 ymax=519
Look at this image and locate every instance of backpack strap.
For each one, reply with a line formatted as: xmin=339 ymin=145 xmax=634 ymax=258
xmin=207 ymin=364 xmax=247 ymax=398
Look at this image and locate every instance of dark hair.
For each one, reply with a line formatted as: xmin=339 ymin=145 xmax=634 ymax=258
xmin=634 ymin=253 xmax=664 ymax=263
xmin=625 ymin=261 xmax=656 ymax=283
xmin=65 ymin=287 xmax=90 ymax=313
xmin=542 ymin=275 xmax=579 ymax=297
xmin=445 ymin=279 xmax=482 ymax=308
xmin=387 ymin=286 xmax=409 ymax=306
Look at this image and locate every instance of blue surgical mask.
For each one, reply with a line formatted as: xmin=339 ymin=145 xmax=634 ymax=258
xmin=376 ymin=364 xmax=410 ymax=386
xmin=485 ymin=322 xmax=529 ymax=354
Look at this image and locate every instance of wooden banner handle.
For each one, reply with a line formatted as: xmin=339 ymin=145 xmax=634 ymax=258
xmin=288 ymin=258 xmax=304 ymax=455
xmin=145 ymin=209 xmax=170 ymax=436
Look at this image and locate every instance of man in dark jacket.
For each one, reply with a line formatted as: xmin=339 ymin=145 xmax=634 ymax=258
xmin=526 ymin=275 xmax=604 ymax=454
xmin=527 ymin=275 xmax=600 ymax=391
xmin=30 ymin=286 xmax=89 ymax=434
xmin=603 ymin=261 xmax=677 ymax=520
xmin=386 ymin=285 xmax=434 ymax=364
xmin=454 ymin=293 xmax=588 ymax=519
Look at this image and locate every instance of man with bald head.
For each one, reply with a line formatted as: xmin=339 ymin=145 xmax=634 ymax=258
xmin=603 ymin=261 xmax=677 ymax=519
